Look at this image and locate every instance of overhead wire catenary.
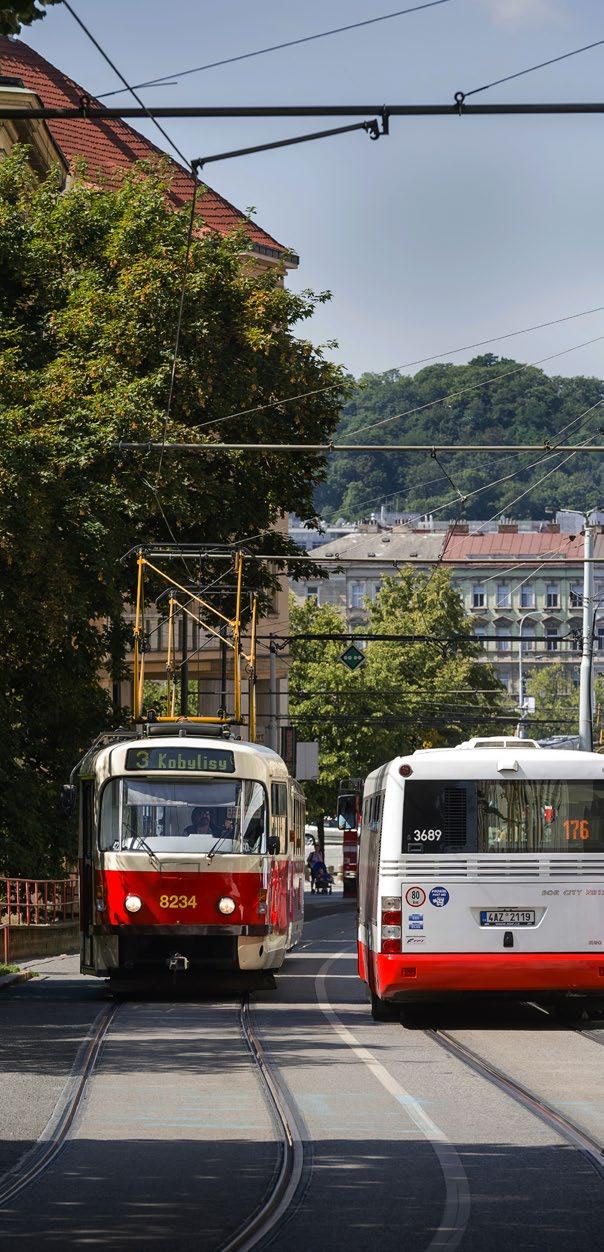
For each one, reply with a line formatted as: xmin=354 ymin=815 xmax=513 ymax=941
xmin=192 ymin=304 xmax=604 ymax=434
xmin=96 ymin=2 xmax=454 ymax=98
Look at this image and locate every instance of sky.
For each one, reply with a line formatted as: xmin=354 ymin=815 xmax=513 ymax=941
xmin=19 ymin=0 xmax=604 ymax=383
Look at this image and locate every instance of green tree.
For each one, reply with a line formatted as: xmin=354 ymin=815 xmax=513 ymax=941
xmin=0 ymin=150 xmax=344 ymax=874
xmin=525 ymin=664 xmax=604 ymax=740
xmin=289 ymin=570 xmax=508 ymax=815
xmin=316 ymin=357 xmax=604 ymax=522
xmin=0 ymin=1 xmax=58 ymax=36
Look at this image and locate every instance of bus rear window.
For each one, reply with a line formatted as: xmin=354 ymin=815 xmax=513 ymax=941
xmin=402 ymin=779 xmax=604 ymax=854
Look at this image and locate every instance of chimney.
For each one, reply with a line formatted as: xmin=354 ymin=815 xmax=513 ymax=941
xmin=498 ymin=522 xmax=518 ymax=534
xmin=451 ymin=522 xmax=469 ymax=535
xmin=543 ymin=522 xmax=560 ymax=534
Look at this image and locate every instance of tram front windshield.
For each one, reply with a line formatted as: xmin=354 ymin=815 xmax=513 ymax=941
xmin=402 ymin=779 xmax=604 ymax=854
xmin=100 ymin=779 xmax=266 ymax=854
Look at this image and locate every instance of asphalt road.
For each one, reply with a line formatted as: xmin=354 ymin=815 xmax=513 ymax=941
xmin=1 ymin=898 xmax=602 ymax=1250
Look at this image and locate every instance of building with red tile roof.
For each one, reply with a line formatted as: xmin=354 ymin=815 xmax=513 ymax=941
xmin=0 ymin=36 xmax=297 ymax=268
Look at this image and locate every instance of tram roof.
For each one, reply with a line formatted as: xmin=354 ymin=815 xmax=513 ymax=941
xmin=76 ymin=730 xmax=291 ymax=782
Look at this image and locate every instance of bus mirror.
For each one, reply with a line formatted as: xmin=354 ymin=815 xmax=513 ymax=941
xmin=59 ymin=784 xmax=77 ymax=818
xmin=267 ymin=835 xmax=280 ymax=856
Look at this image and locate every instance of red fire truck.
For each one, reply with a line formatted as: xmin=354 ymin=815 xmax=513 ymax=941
xmin=337 ymin=779 xmax=363 ymax=897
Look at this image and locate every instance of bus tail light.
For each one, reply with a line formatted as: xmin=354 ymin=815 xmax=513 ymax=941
xmin=381 ymin=897 xmax=401 ymax=953
xmin=257 ymin=888 xmax=267 ymax=916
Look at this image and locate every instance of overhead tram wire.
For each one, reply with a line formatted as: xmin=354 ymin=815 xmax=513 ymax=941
xmin=459 ymin=38 xmax=604 ymax=102
xmin=61 ymin=6 xmax=202 ymax=552
xmin=96 ymin=2 xmax=454 ymax=98
xmin=61 ymin=1 xmax=190 ymax=168
xmin=193 ymin=304 xmax=604 ymax=434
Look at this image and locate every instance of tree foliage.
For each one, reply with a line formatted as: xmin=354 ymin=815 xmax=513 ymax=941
xmin=525 ymin=664 xmax=604 ymax=740
xmin=289 ymin=570 xmax=508 ymax=817
xmin=0 ymin=1 xmax=58 ymax=36
xmin=0 ymin=150 xmax=344 ymax=874
xmin=316 ymin=358 xmax=604 ymax=522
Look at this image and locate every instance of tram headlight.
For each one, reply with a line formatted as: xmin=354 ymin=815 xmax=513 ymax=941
xmin=218 ymin=896 xmax=236 ymax=916
xmin=124 ymin=894 xmax=142 ymax=914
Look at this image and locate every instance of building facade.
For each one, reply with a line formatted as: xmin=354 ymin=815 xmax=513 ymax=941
xmin=291 ymin=519 xmax=604 ymax=701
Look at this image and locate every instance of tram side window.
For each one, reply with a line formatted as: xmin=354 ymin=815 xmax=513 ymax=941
xmin=99 ymin=781 xmax=120 ymax=850
xmin=271 ymin=783 xmax=288 ymax=852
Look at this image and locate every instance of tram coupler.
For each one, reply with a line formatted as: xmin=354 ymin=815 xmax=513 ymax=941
xmin=167 ymin=953 xmax=189 ymax=973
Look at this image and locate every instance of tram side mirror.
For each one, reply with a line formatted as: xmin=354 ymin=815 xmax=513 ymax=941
xmin=267 ymin=835 xmax=280 ymax=856
xmin=59 ymin=784 xmax=77 ymax=818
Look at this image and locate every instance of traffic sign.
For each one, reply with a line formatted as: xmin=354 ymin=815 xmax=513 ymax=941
xmin=339 ymin=643 xmax=365 ymax=671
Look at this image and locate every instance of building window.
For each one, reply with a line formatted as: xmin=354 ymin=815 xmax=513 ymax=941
xmin=474 ymin=623 xmax=487 ymax=642
xmin=546 ymin=583 xmax=560 ymax=609
xmin=495 ymin=623 xmax=511 ymax=653
xmin=546 ymin=625 xmax=559 ymax=652
xmin=597 ymin=627 xmax=604 ymax=653
xmin=472 ymin=583 xmax=485 ymax=608
xmin=520 ymin=583 xmax=535 ymax=609
xmin=570 ymin=584 xmax=582 ymax=609
xmin=349 ymin=581 xmax=366 ymax=609
xmin=496 ymin=582 xmax=511 ymax=609
xmin=306 ymin=585 xmax=319 ymax=599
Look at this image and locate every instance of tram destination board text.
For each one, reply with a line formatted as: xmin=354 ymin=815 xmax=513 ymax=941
xmin=124 ymin=747 xmax=235 ymax=773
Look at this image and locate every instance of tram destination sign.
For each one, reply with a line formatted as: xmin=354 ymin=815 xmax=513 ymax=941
xmin=125 ymin=747 xmax=235 ymax=773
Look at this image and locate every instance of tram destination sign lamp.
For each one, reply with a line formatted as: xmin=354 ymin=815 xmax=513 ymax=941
xmin=340 ymin=643 xmax=366 ymax=672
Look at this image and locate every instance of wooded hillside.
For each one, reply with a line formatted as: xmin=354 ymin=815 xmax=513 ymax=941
xmin=315 ymin=356 xmax=604 ymax=522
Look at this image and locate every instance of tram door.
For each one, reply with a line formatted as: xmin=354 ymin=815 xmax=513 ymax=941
xmin=79 ymin=780 xmax=95 ymax=973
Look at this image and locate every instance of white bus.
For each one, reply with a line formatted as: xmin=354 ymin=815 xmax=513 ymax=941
xmin=357 ymin=737 xmax=604 ymax=1020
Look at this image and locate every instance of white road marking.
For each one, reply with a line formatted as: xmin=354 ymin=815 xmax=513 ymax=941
xmin=315 ymin=948 xmax=471 ymax=1251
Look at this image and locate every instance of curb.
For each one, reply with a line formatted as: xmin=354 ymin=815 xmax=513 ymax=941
xmin=0 ymin=970 xmax=34 ymax=990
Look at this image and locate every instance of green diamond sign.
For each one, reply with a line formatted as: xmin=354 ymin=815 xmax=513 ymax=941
xmin=340 ymin=643 xmax=365 ymax=671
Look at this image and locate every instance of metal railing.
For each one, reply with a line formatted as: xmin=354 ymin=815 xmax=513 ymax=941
xmin=0 ymin=877 xmax=79 ymax=928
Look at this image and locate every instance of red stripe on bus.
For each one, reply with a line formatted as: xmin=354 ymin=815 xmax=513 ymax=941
xmin=358 ymin=943 xmax=604 ymax=996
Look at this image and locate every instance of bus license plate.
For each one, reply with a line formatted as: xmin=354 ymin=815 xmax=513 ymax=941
xmin=480 ymin=909 xmax=535 ymax=926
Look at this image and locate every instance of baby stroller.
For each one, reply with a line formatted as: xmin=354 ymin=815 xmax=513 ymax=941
xmin=311 ymin=861 xmax=333 ymax=894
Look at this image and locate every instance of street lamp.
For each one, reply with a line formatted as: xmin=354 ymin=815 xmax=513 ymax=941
xmin=517 ymin=610 xmax=539 ymax=738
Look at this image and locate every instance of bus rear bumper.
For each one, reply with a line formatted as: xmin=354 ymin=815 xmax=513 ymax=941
xmin=361 ymin=946 xmax=604 ymax=1000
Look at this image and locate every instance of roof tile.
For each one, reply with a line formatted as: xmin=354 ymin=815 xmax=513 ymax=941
xmin=0 ymin=36 xmax=290 ymax=257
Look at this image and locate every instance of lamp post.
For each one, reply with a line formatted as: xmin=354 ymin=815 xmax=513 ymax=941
xmin=517 ymin=610 xmax=537 ymax=738
xmin=579 ymin=521 xmax=595 ymax=752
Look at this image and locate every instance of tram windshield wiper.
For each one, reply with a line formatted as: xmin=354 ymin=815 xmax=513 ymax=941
xmin=129 ymin=835 xmax=161 ymax=870
xmin=206 ymin=836 xmax=227 ymax=863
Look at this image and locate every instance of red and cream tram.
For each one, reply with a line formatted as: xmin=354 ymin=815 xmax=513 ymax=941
xmin=75 ymin=724 xmax=305 ymax=984
xmin=358 ymin=737 xmax=604 ymax=1020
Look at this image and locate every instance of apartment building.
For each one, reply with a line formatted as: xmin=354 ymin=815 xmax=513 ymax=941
xmin=292 ymin=519 xmax=604 ymax=698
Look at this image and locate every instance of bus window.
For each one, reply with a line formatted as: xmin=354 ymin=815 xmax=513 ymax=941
xmin=402 ymin=779 xmax=604 ymax=854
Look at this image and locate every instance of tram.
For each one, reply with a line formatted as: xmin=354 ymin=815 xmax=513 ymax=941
xmin=73 ymin=723 xmax=305 ymax=984
xmin=357 ymin=736 xmax=604 ymax=1020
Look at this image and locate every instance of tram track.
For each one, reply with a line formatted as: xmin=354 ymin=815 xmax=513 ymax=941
xmin=219 ymin=997 xmax=304 ymax=1252
xmin=0 ymin=1001 xmax=117 ymax=1208
xmin=0 ymin=991 xmax=303 ymax=1250
xmin=426 ymin=1027 xmax=604 ymax=1179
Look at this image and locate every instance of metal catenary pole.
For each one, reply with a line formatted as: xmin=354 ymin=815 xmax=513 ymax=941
xmin=579 ymin=524 xmax=595 ymax=751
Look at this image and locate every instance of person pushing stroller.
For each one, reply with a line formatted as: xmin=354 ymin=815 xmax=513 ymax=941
xmin=307 ymin=846 xmax=333 ymax=894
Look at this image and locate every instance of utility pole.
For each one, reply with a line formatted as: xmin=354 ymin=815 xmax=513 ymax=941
xmin=180 ymin=607 xmax=189 ymax=718
xmin=579 ymin=523 xmax=595 ymax=752
xmin=269 ymin=637 xmax=278 ymax=752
